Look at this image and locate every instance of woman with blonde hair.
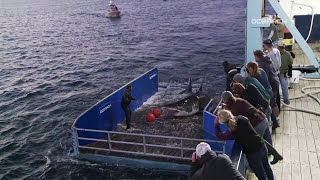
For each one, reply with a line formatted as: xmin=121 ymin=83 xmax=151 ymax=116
xmin=215 ymin=110 xmax=274 ymax=180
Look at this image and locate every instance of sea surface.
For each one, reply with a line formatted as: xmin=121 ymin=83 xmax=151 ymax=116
xmin=1 ymin=0 xmax=247 ymax=179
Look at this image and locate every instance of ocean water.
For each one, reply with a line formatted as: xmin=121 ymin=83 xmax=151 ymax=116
xmin=0 ymin=0 xmax=247 ymax=179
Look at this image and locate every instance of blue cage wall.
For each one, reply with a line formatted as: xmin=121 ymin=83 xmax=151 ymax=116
xmin=203 ymin=99 xmax=235 ymax=156
xmin=73 ymin=68 xmax=158 ymax=146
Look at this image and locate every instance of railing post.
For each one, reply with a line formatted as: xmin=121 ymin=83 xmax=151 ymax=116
xmin=180 ymin=139 xmax=183 ymax=159
xmin=108 ymin=133 xmax=112 ymax=150
xmin=223 ymin=141 xmax=226 ymax=154
xmin=143 ymin=135 xmax=146 ymax=154
xmin=71 ymin=127 xmax=79 ymax=156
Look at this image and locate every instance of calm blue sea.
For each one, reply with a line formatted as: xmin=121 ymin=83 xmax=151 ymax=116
xmin=0 ymin=0 xmax=250 ymax=179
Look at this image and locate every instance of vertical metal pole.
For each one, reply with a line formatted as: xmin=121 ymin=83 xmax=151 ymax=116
xmin=223 ymin=142 xmax=226 ymax=154
xmin=71 ymin=127 xmax=79 ymax=156
xmin=143 ymin=136 xmax=146 ymax=154
xmin=108 ymin=133 xmax=112 ymax=150
xmin=180 ymin=139 xmax=183 ymax=158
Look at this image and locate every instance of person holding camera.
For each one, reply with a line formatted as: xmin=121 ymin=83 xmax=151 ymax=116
xmin=188 ymin=142 xmax=244 ymax=180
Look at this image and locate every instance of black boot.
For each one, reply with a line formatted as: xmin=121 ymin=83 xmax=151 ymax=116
xmin=264 ymin=140 xmax=283 ymax=165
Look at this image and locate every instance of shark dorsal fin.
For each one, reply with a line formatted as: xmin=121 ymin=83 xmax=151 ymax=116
xmin=197 ymin=77 xmax=205 ymax=92
xmin=186 ymin=78 xmax=192 ymax=93
xmin=178 ymin=78 xmax=192 ymax=94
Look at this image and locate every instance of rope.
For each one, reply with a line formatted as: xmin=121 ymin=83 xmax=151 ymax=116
xmin=281 ymin=79 xmax=320 ymax=116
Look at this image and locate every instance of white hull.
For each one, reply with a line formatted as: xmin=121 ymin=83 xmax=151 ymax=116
xmin=106 ymin=11 xmax=121 ymax=18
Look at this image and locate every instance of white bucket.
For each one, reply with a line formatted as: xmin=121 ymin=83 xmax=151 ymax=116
xmin=291 ymin=70 xmax=301 ymax=84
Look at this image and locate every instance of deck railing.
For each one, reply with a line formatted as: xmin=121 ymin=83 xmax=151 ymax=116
xmin=74 ymin=128 xmax=226 ymax=161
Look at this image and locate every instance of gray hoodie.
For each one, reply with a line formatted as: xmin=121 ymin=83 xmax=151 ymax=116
xmin=257 ymin=55 xmax=280 ymax=90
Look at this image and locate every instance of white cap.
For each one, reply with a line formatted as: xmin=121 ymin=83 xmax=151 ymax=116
xmin=196 ymin=142 xmax=211 ymax=158
xmin=277 ymin=40 xmax=286 ymax=47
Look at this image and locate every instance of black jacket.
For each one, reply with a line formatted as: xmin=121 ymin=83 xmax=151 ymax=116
xmin=242 ymin=84 xmax=269 ymax=112
xmin=121 ymin=90 xmax=135 ymax=107
xmin=233 ymin=116 xmax=264 ymax=154
xmin=188 ymin=151 xmax=245 ymax=180
xmin=257 ymin=56 xmax=280 ymax=91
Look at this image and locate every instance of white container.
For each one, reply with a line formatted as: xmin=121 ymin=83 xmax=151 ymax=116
xmin=291 ymin=70 xmax=301 ymax=84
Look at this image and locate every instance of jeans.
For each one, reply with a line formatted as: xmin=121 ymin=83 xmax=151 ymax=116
xmin=247 ymin=144 xmax=274 ymax=180
xmin=271 ymin=110 xmax=279 ymax=127
xmin=264 ymin=106 xmax=272 ymax=122
xmin=254 ymin=118 xmax=272 ymax=145
xmin=279 ymin=73 xmax=289 ymax=104
xmin=121 ymin=104 xmax=131 ymax=129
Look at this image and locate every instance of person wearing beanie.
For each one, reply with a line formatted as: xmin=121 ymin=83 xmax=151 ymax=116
xmin=233 ymin=73 xmax=270 ymax=100
xmin=231 ymin=83 xmax=269 ymax=112
xmin=277 ymin=40 xmax=293 ymax=105
xmin=188 ymin=142 xmax=244 ymax=180
xmin=221 ymin=91 xmax=272 ymax=146
xmin=215 ymin=110 xmax=275 ymax=180
xmin=222 ymin=61 xmax=238 ymax=91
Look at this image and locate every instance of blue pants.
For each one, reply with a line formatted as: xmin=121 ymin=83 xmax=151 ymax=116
xmin=247 ymin=144 xmax=274 ymax=180
xmin=264 ymin=106 xmax=272 ymax=122
xmin=121 ymin=105 xmax=131 ymax=129
xmin=279 ymin=74 xmax=289 ymax=104
xmin=254 ymin=118 xmax=272 ymax=145
xmin=271 ymin=110 xmax=279 ymax=127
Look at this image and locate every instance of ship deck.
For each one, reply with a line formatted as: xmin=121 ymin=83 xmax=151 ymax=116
xmin=247 ymin=43 xmax=320 ymax=179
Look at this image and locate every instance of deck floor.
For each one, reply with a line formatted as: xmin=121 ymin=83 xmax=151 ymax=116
xmin=247 ymin=43 xmax=320 ymax=180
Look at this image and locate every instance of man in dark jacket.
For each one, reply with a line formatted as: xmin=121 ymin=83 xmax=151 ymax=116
xmin=254 ymin=50 xmax=281 ymax=129
xmin=188 ymin=142 xmax=245 ymax=180
xmin=121 ymin=84 xmax=136 ymax=129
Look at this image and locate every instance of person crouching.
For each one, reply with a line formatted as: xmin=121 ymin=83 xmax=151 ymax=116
xmin=188 ymin=142 xmax=245 ymax=180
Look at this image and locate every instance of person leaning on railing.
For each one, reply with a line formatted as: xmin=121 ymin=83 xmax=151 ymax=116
xmin=188 ymin=142 xmax=245 ymax=180
xmin=215 ymin=110 xmax=274 ymax=180
xmin=221 ymin=91 xmax=272 ymax=146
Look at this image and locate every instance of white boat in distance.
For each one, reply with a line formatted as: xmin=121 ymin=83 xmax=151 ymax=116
xmin=106 ymin=1 xmax=120 ymax=18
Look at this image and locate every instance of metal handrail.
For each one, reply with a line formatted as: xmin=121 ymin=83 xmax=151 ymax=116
xmin=75 ymin=128 xmax=226 ymax=145
xmin=75 ymin=128 xmax=226 ymax=160
xmin=77 ymin=137 xmax=225 ymax=153
xmin=78 ymin=145 xmax=193 ymax=160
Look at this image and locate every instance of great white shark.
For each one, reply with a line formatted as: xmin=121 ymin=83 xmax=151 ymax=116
xmin=164 ymin=78 xmax=209 ymax=117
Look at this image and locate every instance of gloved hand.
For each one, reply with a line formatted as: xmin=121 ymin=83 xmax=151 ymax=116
xmin=288 ymin=65 xmax=292 ymax=78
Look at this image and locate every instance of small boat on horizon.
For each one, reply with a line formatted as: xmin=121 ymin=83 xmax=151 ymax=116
xmin=106 ymin=1 xmax=120 ymax=18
